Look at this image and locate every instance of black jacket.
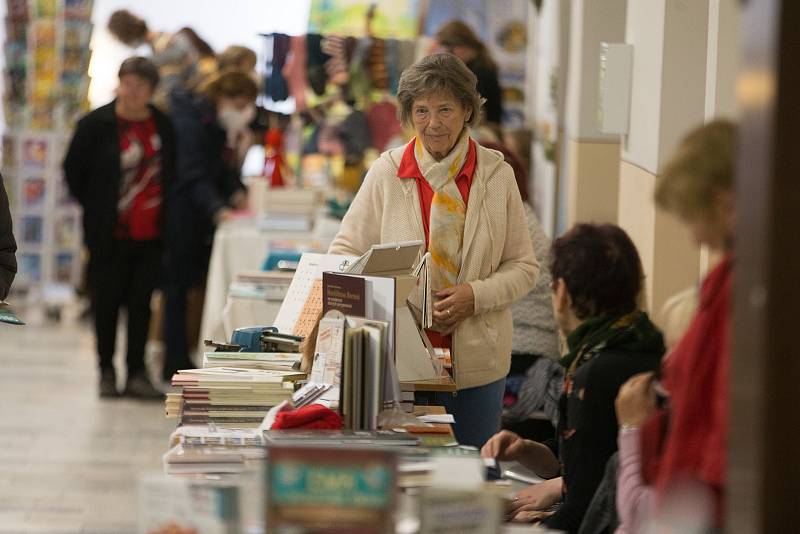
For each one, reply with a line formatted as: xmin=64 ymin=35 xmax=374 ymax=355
xmin=167 ymin=89 xmax=244 ymax=227
xmin=0 ymin=175 xmax=16 ymax=299
xmin=62 ymin=101 xmax=176 ymax=262
xmin=544 ymin=347 xmax=662 ymax=533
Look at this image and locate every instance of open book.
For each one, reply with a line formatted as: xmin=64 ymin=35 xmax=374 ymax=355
xmin=345 ymin=240 xmax=424 ymax=277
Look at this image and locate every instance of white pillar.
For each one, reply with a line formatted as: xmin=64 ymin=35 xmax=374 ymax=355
xmin=563 ymin=0 xmax=627 ymax=226
xmin=618 ymin=0 xmax=710 ymax=315
xmin=528 ymin=0 xmax=570 ymax=237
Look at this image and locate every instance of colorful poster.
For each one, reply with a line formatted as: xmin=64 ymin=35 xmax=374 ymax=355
xmin=7 ymin=0 xmax=29 ymax=20
xmin=2 ymin=136 xmax=16 ymax=169
xmin=23 ymin=177 xmax=45 ymax=207
xmin=22 ymin=139 xmax=47 ymax=168
xmin=54 ymin=213 xmax=78 ymax=247
xmin=309 ymin=0 xmax=420 ymax=40
xmin=20 ymin=253 xmax=42 ymax=282
xmin=33 ymin=0 xmax=59 ymax=18
xmin=22 ymin=216 xmax=43 ymax=244
xmin=55 ymin=252 xmax=74 ymax=282
xmin=64 ymin=0 xmax=93 ymax=20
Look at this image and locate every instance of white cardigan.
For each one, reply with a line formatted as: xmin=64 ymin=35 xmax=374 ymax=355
xmin=329 ymin=141 xmax=539 ymax=389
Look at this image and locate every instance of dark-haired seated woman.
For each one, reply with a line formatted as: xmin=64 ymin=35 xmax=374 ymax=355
xmin=481 ymin=224 xmax=665 ymax=532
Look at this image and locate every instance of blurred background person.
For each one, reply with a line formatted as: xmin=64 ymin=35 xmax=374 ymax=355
xmin=482 ymin=224 xmax=665 ymax=531
xmin=107 ymin=10 xmax=216 ymax=110
xmin=217 ymin=45 xmax=258 ymax=74
xmin=435 ymin=20 xmax=504 ymax=133
xmin=614 ymin=120 xmax=736 ymax=533
xmin=162 ymin=70 xmax=258 ymax=381
xmin=63 ymin=57 xmax=174 ymax=399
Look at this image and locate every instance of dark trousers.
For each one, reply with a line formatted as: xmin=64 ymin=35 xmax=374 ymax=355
xmin=162 ymin=241 xmax=212 ymax=380
xmin=90 ymin=239 xmax=161 ymax=375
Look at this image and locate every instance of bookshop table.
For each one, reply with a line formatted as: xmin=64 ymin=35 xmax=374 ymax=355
xmin=199 ymin=214 xmax=340 ymax=347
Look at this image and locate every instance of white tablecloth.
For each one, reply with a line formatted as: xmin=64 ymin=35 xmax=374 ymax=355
xmin=198 ymin=214 xmax=339 ymax=350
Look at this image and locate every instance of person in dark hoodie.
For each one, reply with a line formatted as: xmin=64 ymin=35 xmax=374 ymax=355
xmin=482 ymin=224 xmax=665 ymax=533
xmin=63 ymin=57 xmax=175 ymax=399
xmin=0 ymin=176 xmax=16 ymax=300
xmin=161 ymin=70 xmax=257 ymax=381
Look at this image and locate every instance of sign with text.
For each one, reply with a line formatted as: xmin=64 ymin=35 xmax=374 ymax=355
xmin=266 ymin=446 xmax=397 ymax=533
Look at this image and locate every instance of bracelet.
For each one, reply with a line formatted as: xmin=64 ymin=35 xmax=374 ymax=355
xmin=620 ymin=424 xmax=639 ymax=434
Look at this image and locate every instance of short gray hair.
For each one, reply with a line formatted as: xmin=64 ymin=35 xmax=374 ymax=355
xmin=397 ymin=53 xmax=484 ymax=129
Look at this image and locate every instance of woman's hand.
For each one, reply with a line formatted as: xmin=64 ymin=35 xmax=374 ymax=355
xmin=615 ymin=371 xmax=657 ymax=427
xmin=507 ymin=477 xmax=562 ymax=519
xmin=432 ymin=284 xmax=475 ymax=334
xmin=481 ymin=430 xmax=530 ymax=461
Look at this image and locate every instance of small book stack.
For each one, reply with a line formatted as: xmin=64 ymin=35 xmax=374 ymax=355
xmin=162 ymin=442 xmax=267 ymax=475
xmin=165 ymin=368 xmax=303 ymax=428
xmin=228 ymin=270 xmax=294 ymax=301
xmin=256 ymin=189 xmax=318 ymax=232
xmin=201 ymin=351 xmax=302 ymax=372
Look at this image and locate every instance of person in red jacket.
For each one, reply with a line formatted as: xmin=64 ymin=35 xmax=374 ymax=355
xmin=614 ymin=120 xmax=736 ymax=532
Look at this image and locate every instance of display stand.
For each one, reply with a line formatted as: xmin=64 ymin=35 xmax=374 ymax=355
xmin=2 ymin=0 xmax=93 ymax=290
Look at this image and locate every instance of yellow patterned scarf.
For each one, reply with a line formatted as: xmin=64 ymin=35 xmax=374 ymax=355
xmin=414 ymin=131 xmax=470 ymax=289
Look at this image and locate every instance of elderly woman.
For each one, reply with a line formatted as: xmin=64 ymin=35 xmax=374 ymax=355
xmin=329 ymin=53 xmax=538 ymax=447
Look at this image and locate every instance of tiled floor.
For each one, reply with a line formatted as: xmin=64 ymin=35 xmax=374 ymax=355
xmin=0 ymin=316 xmax=174 ymax=533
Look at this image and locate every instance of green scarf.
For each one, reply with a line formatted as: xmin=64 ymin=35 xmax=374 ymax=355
xmin=559 ymin=311 xmax=665 ymax=375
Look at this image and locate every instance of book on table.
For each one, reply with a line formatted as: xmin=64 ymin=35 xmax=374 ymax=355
xmin=307 ymin=310 xmax=397 ymax=430
xmin=167 ymin=368 xmax=302 ymax=429
xmin=321 ymin=242 xmax=442 ymax=384
xmin=202 ymin=351 xmax=302 ymax=371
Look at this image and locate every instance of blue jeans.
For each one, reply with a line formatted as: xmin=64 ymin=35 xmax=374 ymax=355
xmin=422 ymin=378 xmax=506 ymax=448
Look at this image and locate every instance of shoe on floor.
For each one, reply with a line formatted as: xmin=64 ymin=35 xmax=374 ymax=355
xmin=99 ymin=369 xmax=119 ymax=398
xmin=123 ymin=372 xmax=163 ymax=400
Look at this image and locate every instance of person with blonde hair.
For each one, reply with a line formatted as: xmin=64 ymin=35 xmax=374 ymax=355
xmin=615 ymin=120 xmax=736 ymax=533
xmin=217 ymin=45 xmax=258 ymax=74
xmin=329 ymin=53 xmax=538 ymax=447
xmin=161 ymin=71 xmax=258 ymax=381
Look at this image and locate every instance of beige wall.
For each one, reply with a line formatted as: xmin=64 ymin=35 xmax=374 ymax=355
xmin=619 ymin=161 xmax=701 ymax=315
xmin=566 ymin=140 xmax=621 ymax=225
xmin=617 ymin=0 xmax=709 ymax=315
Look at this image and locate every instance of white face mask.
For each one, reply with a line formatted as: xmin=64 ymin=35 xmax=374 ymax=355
xmin=218 ymin=105 xmax=256 ymax=134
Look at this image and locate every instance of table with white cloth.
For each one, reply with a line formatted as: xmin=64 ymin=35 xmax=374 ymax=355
xmin=198 ymin=213 xmax=340 ymax=351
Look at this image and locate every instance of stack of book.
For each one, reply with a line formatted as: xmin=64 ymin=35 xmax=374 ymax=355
xmin=165 ymin=368 xmax=303 ymax=428
xmin=201 ymin=351 xmax=302 ymax=371
xmin=228 ymin=270 xmax=294 ymax=301
xmin=162 ymin=443 xmax=266 ymax=475
xmin=256 ymin=188 xmax=317 ymax=232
